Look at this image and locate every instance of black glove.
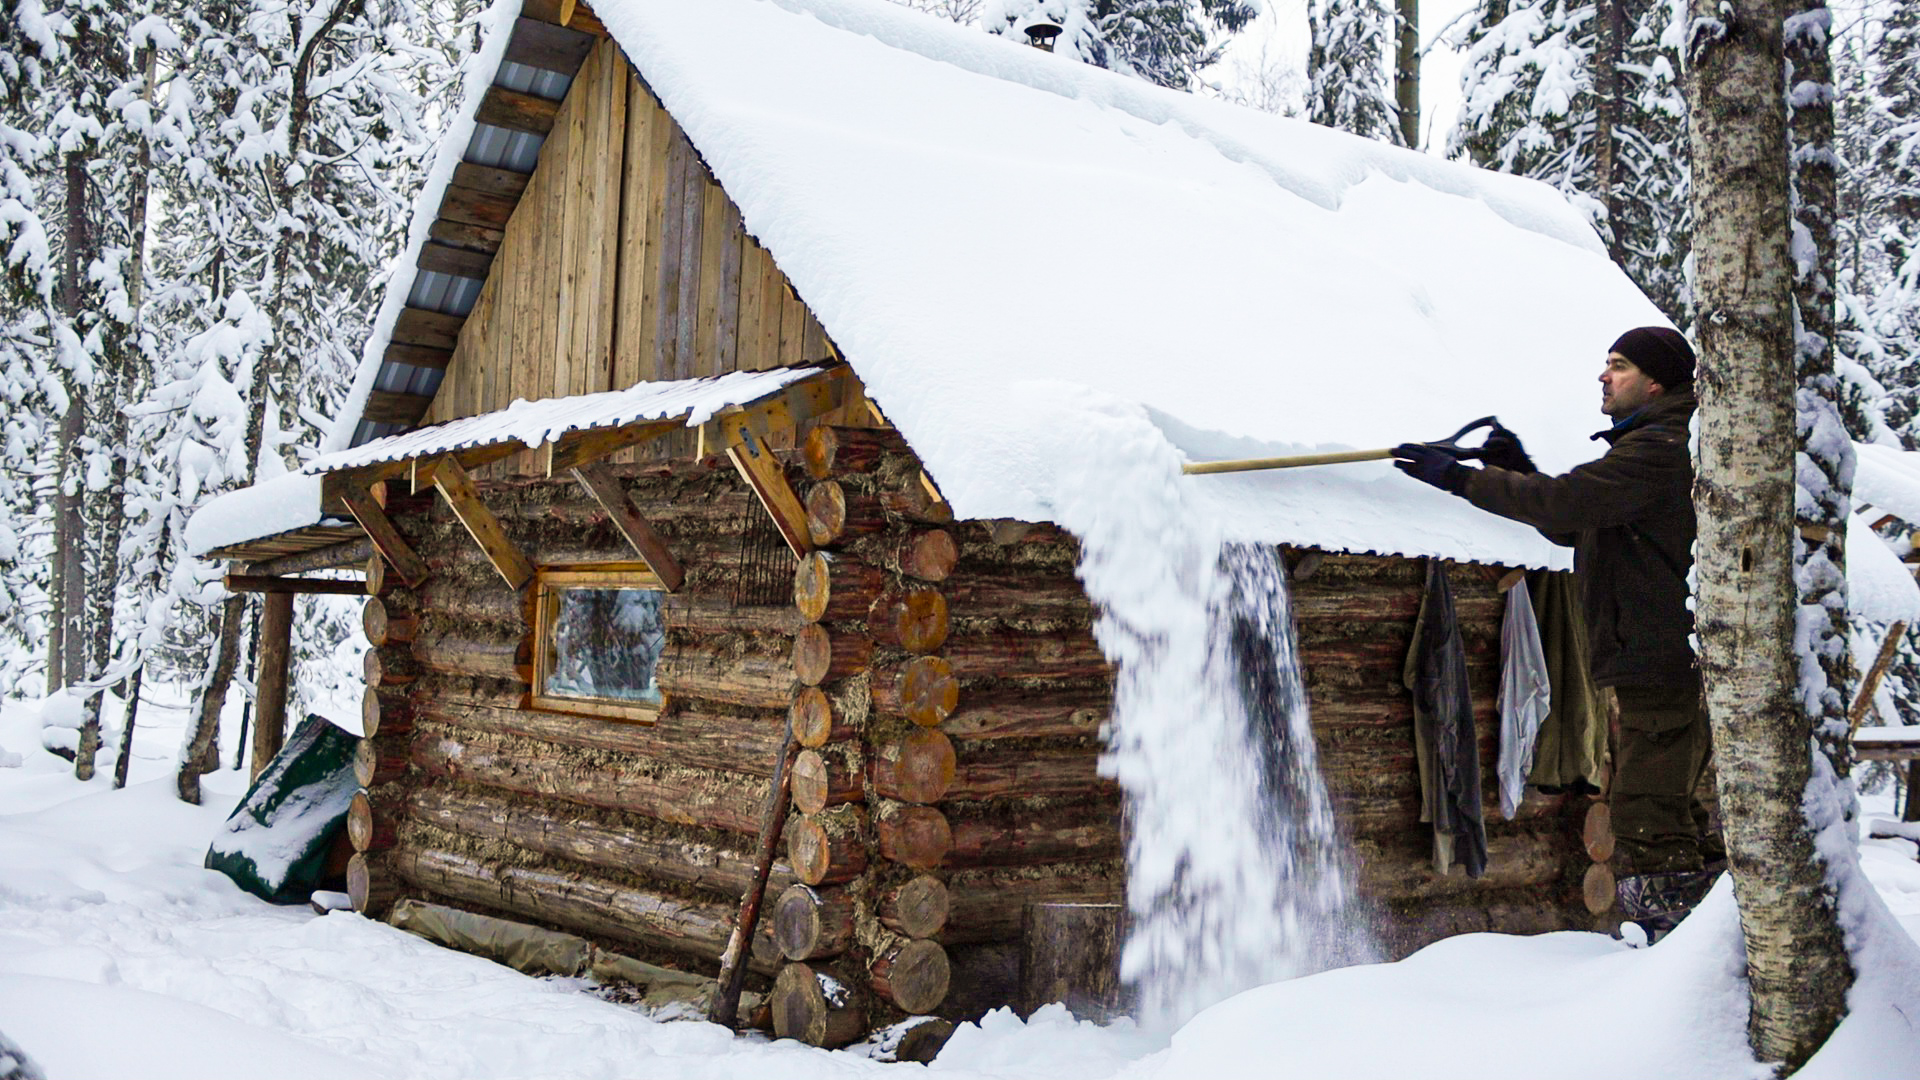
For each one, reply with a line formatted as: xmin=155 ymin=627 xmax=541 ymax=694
xmin=1393 ymin=443 xmax=1471 ymax=494
xmin=1479 ymin=424 xmax=1537 ymax=474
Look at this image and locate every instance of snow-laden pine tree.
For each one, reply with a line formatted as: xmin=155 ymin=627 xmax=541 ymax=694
xmin=1307 ymin=0 xmax=1406 ymax=144
xmin=981 ymin=0 xmax=1257 ymax=90
xmin=144 ymin=0 xmax=464 ymax=799
xmin=0 ymin=0 xmax=63 ymax=696
xmin=1449 ymin=0 xmax=1693 ymax=324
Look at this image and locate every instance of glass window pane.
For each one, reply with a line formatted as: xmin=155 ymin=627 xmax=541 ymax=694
xmin=545 ymin=586 xmax=665 ymax=705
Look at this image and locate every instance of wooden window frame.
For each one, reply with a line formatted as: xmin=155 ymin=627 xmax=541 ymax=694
xmin=529 ymin=562 xmax=668 ymax=724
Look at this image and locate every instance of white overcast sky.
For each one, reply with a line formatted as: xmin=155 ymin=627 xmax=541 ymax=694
xmin=1212 ymin=0 xmax=1482 ymax=155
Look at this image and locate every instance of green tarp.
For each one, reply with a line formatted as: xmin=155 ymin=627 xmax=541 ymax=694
xmin=204 ymin=715 xmax=360 ymax=905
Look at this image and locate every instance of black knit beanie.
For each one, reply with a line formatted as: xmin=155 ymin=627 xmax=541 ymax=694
xmin=1609 ymin=327 xmax=1695 ymax=389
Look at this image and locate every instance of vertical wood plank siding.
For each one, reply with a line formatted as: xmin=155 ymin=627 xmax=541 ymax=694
xmin=428 ymin=41 xmax=850 ymax=463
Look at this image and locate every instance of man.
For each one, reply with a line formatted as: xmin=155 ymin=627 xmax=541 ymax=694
xmin=1392 ymin=327 xmax=1724 ymax=935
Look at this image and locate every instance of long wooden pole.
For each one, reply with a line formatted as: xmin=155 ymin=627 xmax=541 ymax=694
xmin=1181 ymin=448 xmax=1394 ymax=476
xmin=711 ymin=723 xmax=800 ymax=1027
xmin=1848 ymin=620 xmax=1907 ymax=734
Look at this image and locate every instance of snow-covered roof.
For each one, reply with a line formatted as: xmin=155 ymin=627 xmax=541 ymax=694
xmin=188 ymin=366 xmax=825 ymax=556
xmin=317 ymin=0 xmax=1673 ymax=567
xmin=1856 ymin=443 xmax=1920 ymax=529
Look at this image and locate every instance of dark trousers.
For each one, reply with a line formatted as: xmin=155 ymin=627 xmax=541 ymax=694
xmin=1611 ymin=680 xmax=1724 ymax=874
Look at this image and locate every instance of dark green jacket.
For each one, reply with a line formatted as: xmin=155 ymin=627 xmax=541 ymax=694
xmin=1460 ymin=390 xmax=1697 ymax=688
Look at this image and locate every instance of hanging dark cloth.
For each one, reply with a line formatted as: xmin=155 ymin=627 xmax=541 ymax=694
xmin=1524 ymin=569 xmax=1608 ymax=795
xmin=1404 ymin=560 xmax=1488 ymax=878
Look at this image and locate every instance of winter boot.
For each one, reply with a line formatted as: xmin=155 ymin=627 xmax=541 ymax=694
xmin=1616 ymin=868 xmax=1719 ymax=943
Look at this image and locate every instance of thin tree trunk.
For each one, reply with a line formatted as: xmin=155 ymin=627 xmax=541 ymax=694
xmin=180 ymin=593 xmax=246 ymax=804
xmin=51 ymin=150 xmax=90 ymax=696
xmin=113 ymin=666 xmax=144 ymax=790
xmin=1394 ymin=0 xmax=1420 ymax=148
xmin=1687 ymin=0 xmax=1853 ymax=1066
xmin=1592 ymin=0 xmax=1626 ymax=266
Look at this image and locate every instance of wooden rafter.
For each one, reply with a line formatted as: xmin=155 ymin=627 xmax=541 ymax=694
xmin=341 ymin=486 xmax=428 ymax=588
xmin=415 ymin=456 xmax=534 ymax=590
xmin=724 ymin=419 xmax=812 ymax=560
xmin=569 ymin=464 xmax=684 ymax=591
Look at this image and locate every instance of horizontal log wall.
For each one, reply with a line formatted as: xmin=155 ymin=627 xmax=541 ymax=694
xmin=1289 ymin=552 xmax=1590 ymax=953
xmin=353 ymin=425 xmax=1589 ymax=1040
xmin=353 ymin=457 xmax=810 ymax=980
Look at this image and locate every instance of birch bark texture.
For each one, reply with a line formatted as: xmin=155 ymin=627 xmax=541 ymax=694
xmin=1686 ymin=0 xmax=1853 ymax=1067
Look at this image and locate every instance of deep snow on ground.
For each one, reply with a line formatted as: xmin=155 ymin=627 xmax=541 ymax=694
xmin=4 ymin=690 xmax=1920 ymax=1079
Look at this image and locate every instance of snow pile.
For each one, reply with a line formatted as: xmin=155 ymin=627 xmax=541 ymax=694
xmin=1855 ymin=442 xmax=1920 ymax=528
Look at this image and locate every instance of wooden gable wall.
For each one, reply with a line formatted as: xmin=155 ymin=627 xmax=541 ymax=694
xmin=426 ymin=37 xmax=838 ymax=446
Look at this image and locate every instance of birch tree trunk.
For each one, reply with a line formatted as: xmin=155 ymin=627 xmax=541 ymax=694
xmin=1687 ymin=0 xmax=1853 ymax=1066
xmin=1592 ymin=0 xmax=1626 ymax=266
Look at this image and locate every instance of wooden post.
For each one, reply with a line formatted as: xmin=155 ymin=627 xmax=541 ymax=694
xmin=251 ymin=590 xmax=294 ymax=781
xmin=1020 ymin=902 xmax=1126 ymax=1021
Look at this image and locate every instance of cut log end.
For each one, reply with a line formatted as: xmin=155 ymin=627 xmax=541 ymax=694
xmin=876 ymin=804 xmax=951 ymax=870
xmin=787 ymin=808 xmax=869 ymax=886
xmin=897 ymin=530 xmax=958 ymax=583
xmin=1582 ymin=801 xmax=1615 ymax=863
xmin=870 ymin=588 xmax=950 ymax=654
xmin=772 ymin=884 xmax=855 ymax=961
xmin=880 ymin=875 xmax=950 ymax=939
xmin=877 ymin=656 xmax=958 ymax=728
xmin=872 ymin=938 xmax=950 ymax=1015
xmin=876 ymin=728 xmax=956 ymax=805
xmin=792 ymin=624 xmax=873 ymax=687
xmin=347 ymin=852 xmax=400 ymax=917
xmin=791 ymin=749 xmax=855 ymax=816
xmin=789 ymin=687 xmax=838 ymax=748
xmin=771 ymin=962 xmax=866 ymax=1048
xmin=1583 ymin=862 xmax=1616 ymax=915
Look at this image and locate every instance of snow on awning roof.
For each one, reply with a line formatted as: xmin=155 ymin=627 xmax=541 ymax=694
xmin=306 ymin=364 xmax=825 ymax=474
xmin=190 ymin=364 xmax=830 ymax=557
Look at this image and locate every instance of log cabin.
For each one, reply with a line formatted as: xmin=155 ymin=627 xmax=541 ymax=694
xmin=185 ymin=0 xmax=1692 ymax=1046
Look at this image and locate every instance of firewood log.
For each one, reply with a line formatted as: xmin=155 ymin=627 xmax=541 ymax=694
xmin=869 ymin=588 xmax=949 ymax=654
xmin=786 ymin=806 xmax=869 ymax=885
xmin=875 ymin=802 xmax=951 ymax=869
xmin=1583 ymin=802 xmax=1615 ymax=862
xmin=878 ymin=875 xmax=949 ymax=939
xmin=871 ymin=729 xmax=957 ymax=805
xmin=869 ymin=656 xmax=958 ymax=728
xmin=771 ymin=884 xmax=856 ymax=961
xmin=793 ymin=552 xmax=886 ymax=624
xmin=792 ymin=625 xmax=873 ymax=686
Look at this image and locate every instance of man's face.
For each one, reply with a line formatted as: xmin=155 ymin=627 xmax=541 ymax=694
xmin=1600 ymin=353 xmax=1664 ymax=418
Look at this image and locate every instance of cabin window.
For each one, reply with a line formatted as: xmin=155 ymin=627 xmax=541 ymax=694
xmin=531 ymin=565 xmax=667 ymax=722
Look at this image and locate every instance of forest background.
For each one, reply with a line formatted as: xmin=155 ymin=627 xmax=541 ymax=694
xmin=0 ymin=0 xmax=1915 ymax=796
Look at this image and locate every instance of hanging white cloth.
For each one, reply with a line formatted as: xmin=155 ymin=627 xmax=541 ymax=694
xmin=1498 ymin=577 xmax=1551 ymax=820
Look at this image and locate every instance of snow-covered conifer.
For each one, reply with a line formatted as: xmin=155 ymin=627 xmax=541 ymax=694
xmin=982 ymin=0 xmax=1256 ymax=90
xmin=1307 ymin=0 xmax=1405 ymax=144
